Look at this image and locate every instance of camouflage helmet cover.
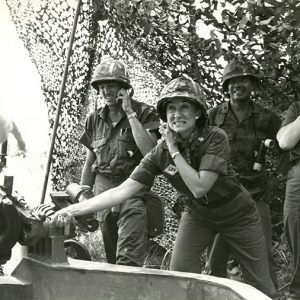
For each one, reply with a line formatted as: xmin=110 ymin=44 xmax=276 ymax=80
xmin=157 ymin=76 xmax=207 ymax=121
xmin=222 ymin=61 xmax=260 ymax=91
xmin=91 ymin=60 xmax=132 ymax=92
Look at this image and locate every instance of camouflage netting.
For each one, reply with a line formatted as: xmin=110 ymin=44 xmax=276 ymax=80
xmin=6 ymin=0 xmax=297 ymax=252
xmin=5 ymin=0 xmax=181 ymax=250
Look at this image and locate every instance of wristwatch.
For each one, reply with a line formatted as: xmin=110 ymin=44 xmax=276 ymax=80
xmin=127 ymin=112 xmax=137 ymax=119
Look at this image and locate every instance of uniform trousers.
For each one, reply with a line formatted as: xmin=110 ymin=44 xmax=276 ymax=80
xmin=170 ymin=191 xmax=276 ymax=298
xmin=205 ymin=197 xmax=278 ymax=287
xmin=94 ymin=174 xmax=148 ymax=267
xmin=284 ymin=165 xmax=300 ymax=298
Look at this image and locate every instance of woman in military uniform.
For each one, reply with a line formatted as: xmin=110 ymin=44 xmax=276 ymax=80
xmin=51 ymin=76 xmax=276 ymax=297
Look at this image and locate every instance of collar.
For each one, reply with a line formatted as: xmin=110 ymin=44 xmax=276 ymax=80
xmin=97 ymin=104 xmax=127 ymax=123
xmin=97 ymin=105 xmax=109 ymax=119
xmin=190 ymin=126 xmax=210 ymax=150
xmin=161 ymin=126 xmax=210 ymax=150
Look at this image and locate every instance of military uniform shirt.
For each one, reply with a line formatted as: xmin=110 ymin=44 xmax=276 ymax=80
xmin=130 ymin=126 xmax=241 ymax=211
xmin=208 ymin=101 xmax=281 ymax=195
xmin=80 ymin=100 xmax=160 ymax=176
xmin=281 ymin=101 xmax=300 ymax=164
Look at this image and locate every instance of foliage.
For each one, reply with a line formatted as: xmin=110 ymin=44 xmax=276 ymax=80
xmin=7 ymin=0 xmax=299 ymax=189
xmin=6 ymin=0 xmax=298 ymax=297
xmin=95 ymin=0 xmax=300 ymax=110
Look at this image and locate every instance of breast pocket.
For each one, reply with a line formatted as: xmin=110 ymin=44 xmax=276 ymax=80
xmin=255 ymin=116 xmax=270 ymax=140
xmin=118 ymin=131 xmax=137 ymax=158
xmin=91 ymin=137 xmax=108 ymax=149
xmin=90 ymin=137 xmax=110 ymax=165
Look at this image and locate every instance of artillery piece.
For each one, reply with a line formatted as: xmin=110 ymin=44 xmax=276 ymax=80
xmin=0 ymin=158 xmax=271 ymax=300
xmin=0 ymin=174 xmax=95 ymax=264
xmin=0 ymin=1 xmax=272 ymax=297
xmin=0 ymin=155 xmax=271 ymax=300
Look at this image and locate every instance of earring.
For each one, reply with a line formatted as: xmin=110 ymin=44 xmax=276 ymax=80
xmin=195 ymin=116 xmax=199 ymax=119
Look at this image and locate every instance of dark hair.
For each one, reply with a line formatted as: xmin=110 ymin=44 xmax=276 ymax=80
xmin=196 ymin=104 xmax=208 ymax=128
xmin=163 ymin=97 xmax=208 ymax=124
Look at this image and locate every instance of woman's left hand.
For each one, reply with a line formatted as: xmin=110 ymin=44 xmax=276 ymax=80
xmin=50 ymin=209 xmax=75 ymax=227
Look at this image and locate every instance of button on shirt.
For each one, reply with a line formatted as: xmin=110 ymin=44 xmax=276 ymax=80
xmin=130 ymin=126 xmax=240 ymax=211
xmin=80 ymin=100 xmax=160 ymax=176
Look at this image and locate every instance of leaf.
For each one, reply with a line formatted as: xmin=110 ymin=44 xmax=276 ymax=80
xmin=144 ymin=0 xmax=155 ymax=12
xmin=282 ymin=23 xmax=294 ymax=31
xmin=259 ymin=16 xmax=274 ymax=25
xmin=269 ymin=42 xmax=280 ymax=49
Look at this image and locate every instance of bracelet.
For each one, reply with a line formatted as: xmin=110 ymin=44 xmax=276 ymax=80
xmin=127 ymin=112 xmax=137 ymax=119
xmin=171 ymin=151 xmax=180 ymax=159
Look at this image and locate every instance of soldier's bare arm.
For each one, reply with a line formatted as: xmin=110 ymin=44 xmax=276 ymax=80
xmin=118 ymin=88 xmax=157 ymax=156
xmin=277 ymin=116 xmax=300 ymax=150
xmin=80 ymin=149 xmax=96 ymax=187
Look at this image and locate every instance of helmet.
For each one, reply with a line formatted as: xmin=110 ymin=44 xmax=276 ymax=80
xmin=157 ymin=76 xmax=206 ymax=121
xmin=91 ymin=60 xmax=132 ymax=92
xmin=222 ymin=61 xmax=260 ymax=91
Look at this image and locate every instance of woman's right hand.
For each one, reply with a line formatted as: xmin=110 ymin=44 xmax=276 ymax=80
xmin=164 ymin=125 xmax=179 ymax=154
xmin=159 ymin=123 xmax=167 ymax=137
xmin=50 ymin=209 xmax=75 ymax=227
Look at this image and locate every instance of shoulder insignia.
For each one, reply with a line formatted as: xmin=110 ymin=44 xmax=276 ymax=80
xmin=164 ymin=164 xmax=178 ymax=176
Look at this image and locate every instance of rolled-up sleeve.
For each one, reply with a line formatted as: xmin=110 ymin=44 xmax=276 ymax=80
xmin=138 ymin=104 xmax=161 ymax=138
xmin=199 ymin=129 xmax=230 ymax=175
xmin=281 ymin=102 xmax=298 ymax=128
xmin=130 ymin=165 xmax=155 ymax=187
xmin=143 ymin=120 xmax=161 ymax=132
xmin=78 ymin=113 xmax=94 ymax=151
xmin=130 ymin=147 xmax=161 ymax=186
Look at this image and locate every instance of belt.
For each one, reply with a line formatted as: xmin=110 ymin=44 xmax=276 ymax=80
xmin=97 ymin=173 xmax=129 ymax=185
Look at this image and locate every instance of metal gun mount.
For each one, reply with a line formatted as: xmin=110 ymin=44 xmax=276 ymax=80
xmin=0 ymin=179 xmax=96 ymax=263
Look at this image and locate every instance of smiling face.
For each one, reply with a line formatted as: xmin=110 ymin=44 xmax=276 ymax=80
xmin=166 ymin=98 xmax=201 ymax=138
xmin=228 ymin=76 xmax=254 ymax=103
xmin=98 ymin=81 xmax=123 ymax=107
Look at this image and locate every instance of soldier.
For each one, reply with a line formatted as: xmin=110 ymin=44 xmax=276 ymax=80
xmin=0 ymin=112 xmax=27 ymax=275
xmin=0 ymin=201 xmax=23 ymax=275
xmin=277 ymin=101 xmax=300 ymax=300
xmin=79 ymin=59 xmax=162 ymax=267
xmin=206 ymin=61 xmax=288 ymax=287
xmin=52 ymin=76 xmax=277 ymax=297
xmin=0 ymin=113 xmax=26 ymax=154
